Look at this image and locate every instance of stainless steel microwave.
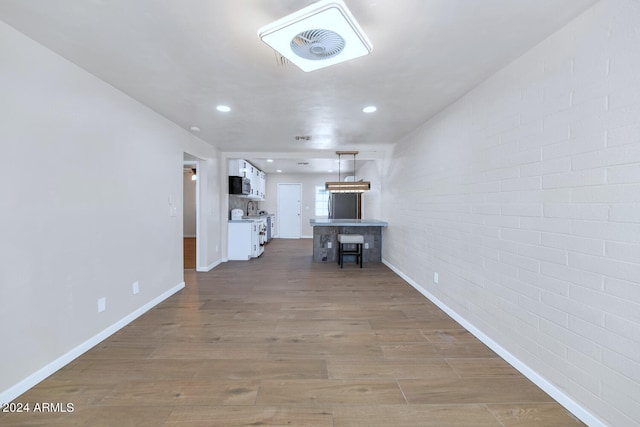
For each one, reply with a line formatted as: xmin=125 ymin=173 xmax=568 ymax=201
xmin=229 ymin=176 xmax=251 ymax=195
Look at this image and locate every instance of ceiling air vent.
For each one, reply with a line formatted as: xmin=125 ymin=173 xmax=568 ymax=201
xmin=274 ymin=51 xmax=292 ymax=67
xmin=295 ymin=135 xmax=312 ymax=141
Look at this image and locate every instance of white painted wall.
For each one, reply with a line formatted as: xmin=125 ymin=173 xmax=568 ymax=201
xmin=382 ymin=1 xmax=640 ymax=425
xmin=357 ymin=160 xmax=385 ymax=220
xmin=0 ymin=21 xmax=221 ymax=401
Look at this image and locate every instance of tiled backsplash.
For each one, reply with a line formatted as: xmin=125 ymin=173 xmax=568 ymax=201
xmin=229 ymin=195 xmax=259 ymax=217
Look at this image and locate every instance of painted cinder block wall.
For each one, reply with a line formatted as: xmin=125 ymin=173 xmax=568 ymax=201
xmin=381 ymin=0 xmax=640 ymax=425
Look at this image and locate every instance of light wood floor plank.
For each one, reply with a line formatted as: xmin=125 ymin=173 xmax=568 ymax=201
xmin=164 ymin=406 xmax=333 ymax=427
xmin=332 ymin=404 xmax=503 ymax=427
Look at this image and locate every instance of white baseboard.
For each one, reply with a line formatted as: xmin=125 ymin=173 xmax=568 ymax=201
xmin=382 ymin=258 xmax=605 ymax=427
xmin=196 ymin=258 xmax=222 ymax=272
xmin=0 ymin=281 xmax=185 ymax=406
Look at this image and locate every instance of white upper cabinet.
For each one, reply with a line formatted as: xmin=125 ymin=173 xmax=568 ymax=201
xmin=228 ymin=159 xmax=266 ymax=200
xmin=228 ymin=159 xmax=249 ymax=178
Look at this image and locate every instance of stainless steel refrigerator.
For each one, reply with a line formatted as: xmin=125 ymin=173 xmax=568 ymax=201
xmin=328 ymin=193 xmax=360 ymax=219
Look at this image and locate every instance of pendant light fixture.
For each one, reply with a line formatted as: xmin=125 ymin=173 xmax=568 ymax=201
xmin=325 ymin=151 xmax=371 ymax=193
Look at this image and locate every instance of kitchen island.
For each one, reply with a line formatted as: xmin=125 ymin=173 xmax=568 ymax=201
xmin=310 ymin=219 xmax=388 ymax=263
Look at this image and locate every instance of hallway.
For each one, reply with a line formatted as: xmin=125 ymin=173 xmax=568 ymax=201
xmin=1 ymin=239 xmax=583 ymax=426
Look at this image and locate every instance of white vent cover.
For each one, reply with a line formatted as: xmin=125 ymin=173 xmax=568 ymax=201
xmin=258 ymin=0 xmax=372 ymax=72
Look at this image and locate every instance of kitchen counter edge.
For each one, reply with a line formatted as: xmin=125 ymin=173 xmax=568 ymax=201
xmin=309 ymin=219 xmax=388 ymax=227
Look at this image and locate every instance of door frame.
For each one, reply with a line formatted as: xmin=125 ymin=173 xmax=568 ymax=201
xmin=183 ymin=160 xmax=200 ymax=269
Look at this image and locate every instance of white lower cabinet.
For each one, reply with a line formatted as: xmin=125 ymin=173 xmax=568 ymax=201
xmin=228 ymin=220 xmax=265 ymax=260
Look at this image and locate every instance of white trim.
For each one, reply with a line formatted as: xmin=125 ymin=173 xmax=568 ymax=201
xmin=183 ymin=234 xmax=197 ymax=238
xmin=301 ymin=235 xmax=313 ymax=239
xmin=196 ymin=259 xmax=222 ymax=272
xmin=382 ymin=258 xmax=605 ymax=427
xmin=0 ymin=282 xmax=185 ymax=406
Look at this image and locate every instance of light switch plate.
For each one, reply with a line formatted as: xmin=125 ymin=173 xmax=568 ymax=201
xmin=98 ymin=297 xmax=106 ymax=312
xmin=434 ymin=272 xmax=439 ymax=284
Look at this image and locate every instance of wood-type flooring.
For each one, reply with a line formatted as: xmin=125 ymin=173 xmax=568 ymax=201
xmin=184 ymin=237 xmax=196 ymax=270
xmin=1 ymin=239 xmax=585 ymax=426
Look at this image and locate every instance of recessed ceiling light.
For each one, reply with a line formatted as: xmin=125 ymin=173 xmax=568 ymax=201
xmin=258 ymin=0 xmax=372 ymax=72
xmin=266 ymin=159 xmax=274 ymax=162
xmin=216 ymin=105 xmax=231 ymax=112
xmin=190 ymin=126 xmax=201 ymax=132
xmin=363 ymin=106 xmax=377 ymax=113
xmin=276 ymin=169 xmax=282 ymax=173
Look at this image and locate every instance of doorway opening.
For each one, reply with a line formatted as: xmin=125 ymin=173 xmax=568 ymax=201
xmin=183 ymin=155 xmax=199 ymax=269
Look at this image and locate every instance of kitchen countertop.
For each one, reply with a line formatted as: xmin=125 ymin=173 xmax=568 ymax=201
xmin=229 ymin=215 xmax=270 ymax=223
xmin=310 ymin=218 xmax=388 ymax=227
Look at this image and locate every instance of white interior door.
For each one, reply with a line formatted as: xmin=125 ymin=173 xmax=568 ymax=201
xmin=277 ymin=183 xmax=301 ymax=239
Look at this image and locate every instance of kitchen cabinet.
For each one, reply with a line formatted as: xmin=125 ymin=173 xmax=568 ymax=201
xmin=228 ymin=159 xmax=249 ymax=178
xmin=228 ymin=159 xmax=266 ymax=201
xmin=257 ymin=171 xmax=266 ymax=200
xmin=228 ymin=219 xmax=266 ymax=260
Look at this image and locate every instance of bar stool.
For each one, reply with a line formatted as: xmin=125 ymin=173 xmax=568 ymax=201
xmin=337 ymin=234 xmax=364 ymax=268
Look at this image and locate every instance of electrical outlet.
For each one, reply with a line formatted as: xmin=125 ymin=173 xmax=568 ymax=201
xmin=98 ymin=297 xmax=106 ymax=312
xmin=327 ymin=242 xmax=332 ymax=249
xmin=133 ymin=281 xmax=139 ymax=295
xmin=434 ymin=272 xmax=439 ymax=284
xmin=364 ymin=242 xmax=369 ymax=249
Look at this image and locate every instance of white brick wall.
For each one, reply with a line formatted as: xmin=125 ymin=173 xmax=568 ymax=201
xmin=381 ymin=0 xmax=640 ymax=425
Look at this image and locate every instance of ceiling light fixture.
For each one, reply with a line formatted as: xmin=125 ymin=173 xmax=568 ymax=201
xmin=216 ymin=105 xmax=231 ymax=112
xmin=191 ymin=168 xmax=197 ymax=181
xmin=362 ymin=106 xmax=377 ymax=113
xmin=325 ymin=151 xmax=371 ymax=193
xmin=258 ymin=0 xmax=372 ymax=72
xmin=190 ymin=126 xmax=201 ymax=132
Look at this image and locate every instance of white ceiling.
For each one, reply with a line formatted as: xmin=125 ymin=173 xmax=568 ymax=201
xmin=0 ymin=0 xmax=598 ymax=173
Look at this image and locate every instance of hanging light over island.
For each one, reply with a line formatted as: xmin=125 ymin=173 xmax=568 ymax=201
xmin=325 ymin=151 xmax=371 ymax=193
